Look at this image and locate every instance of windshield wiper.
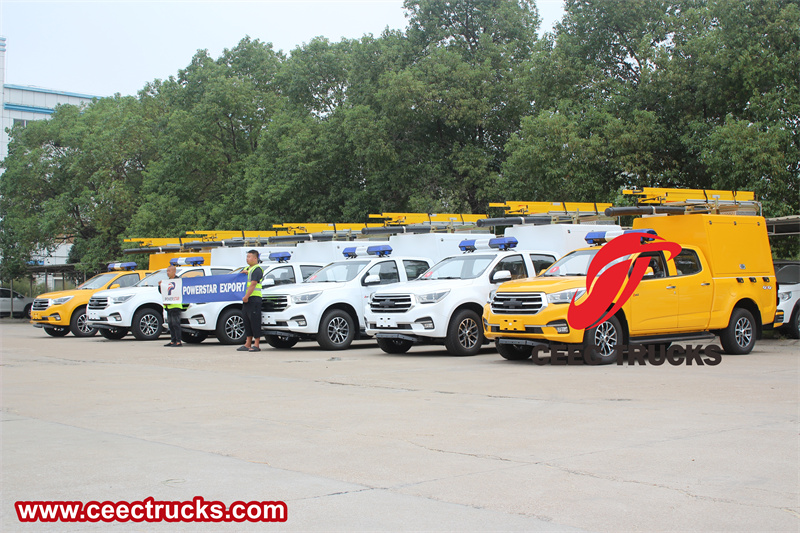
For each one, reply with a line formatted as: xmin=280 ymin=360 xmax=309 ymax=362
xmin=432 ymin=276 xmax=462 ymax=280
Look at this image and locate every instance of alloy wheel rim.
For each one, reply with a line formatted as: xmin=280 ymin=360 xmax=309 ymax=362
xmin=77 ymin=313 xmax=94 ymax=334
xmin=458 ymin=318 xmax=479 ymax=349
xmin=226 ymin=316 xmax=245 ymax=340
xmin=594 ymin=321 xmax=618 ymax=357
xmin=327 ymin=316 xmax=349 ymax=344
xmin=734 ymin=317 xmax=752 ymax=347
xmin=140 ymin=314 xmax=160 ymax=336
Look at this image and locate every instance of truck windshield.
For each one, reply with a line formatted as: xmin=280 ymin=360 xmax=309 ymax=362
xmin=77 ymin=273 xmax=118 ymax=290
xmin=136 ymin=270 xmax=168 ymax=287
xmin=543 ymin=249 xmax=633 ymax=277
xmin=305 ymin=261 xmax=369 ymax=283
xmin=418 ymin=255 xmax=495 ymax=280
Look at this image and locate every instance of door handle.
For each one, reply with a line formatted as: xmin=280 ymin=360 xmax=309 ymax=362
xmin=666 ymin=285 xmax=676 ymax=289
xmin=701 ymin=282 xmax=710 ymax=286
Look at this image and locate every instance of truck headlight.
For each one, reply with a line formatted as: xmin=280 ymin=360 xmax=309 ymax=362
xmin=110 ymin=295 xmax=133 ymax=304
xmin=417 ymin=290 xmax=450 ymax=304
xmin=488 ymin=289 xmax=497 ymax=304
xmin=291 ymin=291 xmax=322 ymax=304
xmin=547 ymin=288 xmax=586 ymax=305
xmin=778 ymin=291 xmax=792 ymax=302
xmin=52 ymin=296 xmax=74 ymax=306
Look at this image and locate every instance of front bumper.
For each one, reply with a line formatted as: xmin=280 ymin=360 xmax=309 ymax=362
xmin=87 ymin=304 xmax=133 ymax=328
xmin=482 ymin=303 xmax=585 ymax=344
xmin=30 ymin=306 xmax=69 ymax=327
xmin=364 ymin=305 xmax=446 ymax=340
xmin=261 ymin=309 xmax=320 ymax=335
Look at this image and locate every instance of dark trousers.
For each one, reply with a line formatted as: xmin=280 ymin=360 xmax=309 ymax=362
xmin=167 ymin=307 xmax=182 ymax=344
xmin=243 ymin=296 xmax=262 ymax=339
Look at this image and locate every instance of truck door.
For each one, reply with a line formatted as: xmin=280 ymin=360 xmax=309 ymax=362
xmin=360 ymin=261 xmax=401 ymax=326
xmin=673 ymin=248 xmax=713 ymax=331
xmin=627 ymin=252 xmax=679 ymax=334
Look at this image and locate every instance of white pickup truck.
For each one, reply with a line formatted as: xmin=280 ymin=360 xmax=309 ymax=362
xmin=87 ymin=259 xmax=234 ymax=340
xmin=176 ymin=254 xmax=323 ymax=344
xmin=261 ymin=245 xmax=432 ymax=350
xmin=364 ymin=224 xmax=620 ymax=355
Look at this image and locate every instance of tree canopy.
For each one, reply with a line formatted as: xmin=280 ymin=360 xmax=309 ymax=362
xmin=2 ymin=0 xmax=798 ymax=275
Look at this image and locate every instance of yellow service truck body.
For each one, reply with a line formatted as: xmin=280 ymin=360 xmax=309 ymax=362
xmin=483 ymin=214 xmax=778 ymax=362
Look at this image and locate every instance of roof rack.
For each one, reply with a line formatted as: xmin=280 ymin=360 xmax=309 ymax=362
xmin=481 ymin=201 xmax=615 ymax=226
xmin=621 ymin=188 xmax=761 ymax=216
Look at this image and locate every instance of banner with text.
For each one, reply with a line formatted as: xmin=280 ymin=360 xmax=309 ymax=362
xmin=161 ymin=273 xmax=248 ymax=304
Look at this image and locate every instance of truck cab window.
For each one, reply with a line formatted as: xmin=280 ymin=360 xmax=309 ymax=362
xmin=492 ymin=255 xmax=528 ymax=280
xmin=674 ymin=250 xmax=703 ymax=276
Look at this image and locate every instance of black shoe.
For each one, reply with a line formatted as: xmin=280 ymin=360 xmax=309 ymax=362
xmin=236 ymin=345 xmax=250 ymax=351
xmin=164 ymin=342 xmax=174 ymax=347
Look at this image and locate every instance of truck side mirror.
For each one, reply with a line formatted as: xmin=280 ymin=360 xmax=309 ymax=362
xmin=364 ymin=274 xmax=381 ymax=286
xmin=263 ymin=278 xmax=276 ymax=287
xmin=491 ymin=270 xmax=512 ymax=283
xmin=109 ymin=284 xmax=120 ymax=289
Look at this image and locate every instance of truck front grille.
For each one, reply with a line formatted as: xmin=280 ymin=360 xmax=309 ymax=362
xmin=32 ymin=299 xmax=49 ymax=311
xmin=88 ymin=297 xmax=108 ymax=310
xmin=491 ymin=292 xmax=545 ymax=314
xmin=262 ymin=296 xmax=289 ymax=312
xmin=370 ymin=295 xmax=413 ymax=313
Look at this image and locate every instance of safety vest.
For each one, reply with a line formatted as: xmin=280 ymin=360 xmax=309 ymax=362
xmin=247 ymin=264 xmax=262 ymax=298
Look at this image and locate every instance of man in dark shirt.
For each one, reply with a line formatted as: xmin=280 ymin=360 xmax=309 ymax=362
xmin=238 ymin=250 xmax=263 ymax=352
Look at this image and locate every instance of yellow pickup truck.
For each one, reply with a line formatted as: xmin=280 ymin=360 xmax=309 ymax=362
xmin=30 ymin=263 xmax=152 ymax=337
xmin=483 ymin=213 xmax=778 ymax=363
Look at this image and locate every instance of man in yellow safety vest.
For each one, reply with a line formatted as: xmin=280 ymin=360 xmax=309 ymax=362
xmin=237 ymin=249 xmax=263 ymax=352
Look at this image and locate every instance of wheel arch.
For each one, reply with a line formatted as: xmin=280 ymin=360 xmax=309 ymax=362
xmin=322 ymin=303 xmax=360 ymax=329
xmin=731 ymin=299 xmax=762 ymax=339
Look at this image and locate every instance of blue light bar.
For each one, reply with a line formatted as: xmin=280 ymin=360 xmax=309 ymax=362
xmin=584 ymin=231 xmax=606 ymax=245
xmin=459 ymin=239 xmax=477 ymax=252
xmin=367 ymin=245 xmax=392 ymax=257
xmin=107 ymin=262 xmax=137 ymax=271
xmin=489 ymin=237 xmax=518 ymax=251
xmin=170 ymin=256 xmax=205 ymax=266
xmin=343 ymin=247 xmax=358 ymax=258
xmin=624 ymin=228 xmax=657 ymax=242
xmin=269 ymin=251 xmax=292 ymax=263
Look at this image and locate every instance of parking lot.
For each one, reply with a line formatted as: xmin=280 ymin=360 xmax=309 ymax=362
xmin=2 ymin=319 xmax=798 ymax=531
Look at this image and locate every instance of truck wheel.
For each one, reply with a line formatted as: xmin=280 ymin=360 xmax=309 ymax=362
xmin=720 ymin=308 xmax=756 ymax=354
xmin=317 ymin=309 xmax=355 ymax=350
xmin=181 ymin=330 xmax=208 ymax=343
xmin=265 ymin=334 xmax=298 ymax=349
xmin=216 ymin=308 xmax=246 ymax=345
xmin=445 ymin=309 xmax=483 ymax=356
xmin=24 ymin=303 xmax=32 ymax=319
xmin=131 ymin=308 xmax=163 ymax=340
xmin=496 ymin=341 xmax=532 ymax=360
xmin=787 ymin=306 xmax=800 ymax=340
xmin=99 ymin=327 xmax=128 ymax=340
xmin=43 ymin=325 xmax=69 ymax=337
xmin=377 ymin=337 xmax=413 ymax=354
xmin=583 ymin=315 xmax=624 ymax=364
xmin=69 ymin=307 xmax=98 ymax=337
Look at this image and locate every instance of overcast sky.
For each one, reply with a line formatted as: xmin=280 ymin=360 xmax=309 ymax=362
xmin=1 ymin=0 xmax=566 ymax=98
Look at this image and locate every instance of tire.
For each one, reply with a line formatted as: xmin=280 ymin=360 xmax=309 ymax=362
xmin=316 ymin=309 xmax=356 ymax=350
xmin=99 ymin=327 xmax=128 ymax=340
xmin=377 ymin=337 xmax=413 ymax=354
xmin=216 ymin=308 xmax=246 ymax=345
xmin=131 ymin=308 xmax=163 ymax=341
xmin=445 ymin=309 xmax=483 ymax=356
xmin=583 ymin=314 xmax=624 ymax=364
xmin=265 ymin=334 xmax=299 ymax=349
xmin=181 ymin=329 xmax=208 ymax=343
xmin=496 ymin=341 xmax=532 ymax=360
xmin=787 ymin=307 xmax=800 ymax=340
xmin=69 ymin=307 xmax=98 ymax=337
xmin=43 ymin=325 xmax=69 ymax=337
xmin=24 ymin=304 xmax=32 ymax=319
xmin=720 ymin=307 xmax=756 ymax=355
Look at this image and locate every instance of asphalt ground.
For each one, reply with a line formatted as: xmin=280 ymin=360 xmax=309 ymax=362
xmin=1 ymin=319 xmax=798 ymax=532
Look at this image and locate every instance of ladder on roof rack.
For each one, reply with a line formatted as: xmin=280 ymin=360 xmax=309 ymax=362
xmin=621 ymin=188 xmax=761 ymax=216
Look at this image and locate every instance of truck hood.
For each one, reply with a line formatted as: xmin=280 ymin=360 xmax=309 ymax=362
xmin=263 ymin=282 xmax=347 ymax=296
xmin=92 ymin=286 xmax=158 ymax=299
xmin=377 ymin=278 xmax=473 ymax=295
xmin=497 ymin=277 xmax=586 ymax=294
xmin=35 ymin=289 xmax=84 ymax=300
